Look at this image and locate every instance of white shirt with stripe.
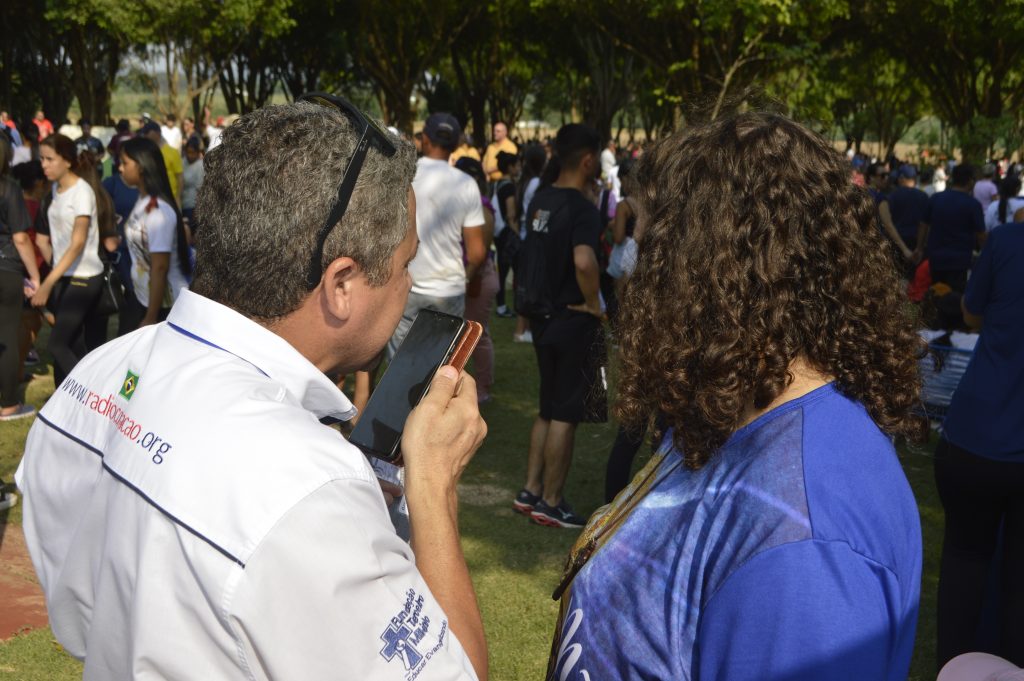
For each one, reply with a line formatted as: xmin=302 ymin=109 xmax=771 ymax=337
xmin=16 ymin=289 xmax=477 ymax=681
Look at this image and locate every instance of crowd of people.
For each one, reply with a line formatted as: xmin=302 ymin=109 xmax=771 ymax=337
xmin=0 ymin=109 xmax=207 ymax=429
xmin=2 ymin=95 xmax=1022 ymax=680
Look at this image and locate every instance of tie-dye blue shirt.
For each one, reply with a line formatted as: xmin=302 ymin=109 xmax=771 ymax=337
xmin=552 ymin=383 xmax=921 ymax=681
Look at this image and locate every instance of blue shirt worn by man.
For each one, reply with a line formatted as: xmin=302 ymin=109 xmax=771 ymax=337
xmin=943 ymin=223 xmax=1024 ymax=460
xmin=552 ymin=384 xmax=922 ymax=681
xmin=924 ymin=189 xmax=984 ymax=271
xmin=887 ymin=185 xmax=930 ymax=245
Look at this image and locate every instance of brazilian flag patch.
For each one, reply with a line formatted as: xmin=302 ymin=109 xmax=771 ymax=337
xmin=119 ymin=371 xmax=140 ymax=400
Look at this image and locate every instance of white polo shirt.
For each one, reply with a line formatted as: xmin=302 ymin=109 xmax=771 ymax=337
xmin=16 ymin=289 xmax=477 ymax=681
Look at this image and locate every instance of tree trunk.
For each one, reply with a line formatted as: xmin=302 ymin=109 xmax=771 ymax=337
xmin=67 ymin=26 xmax=122 ymax=124
xmin=381 ymin=86 xmax=415 ymax=134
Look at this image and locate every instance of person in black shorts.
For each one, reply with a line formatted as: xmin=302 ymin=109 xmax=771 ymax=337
xmin=512 ymin=124 xmax=607 ymax=528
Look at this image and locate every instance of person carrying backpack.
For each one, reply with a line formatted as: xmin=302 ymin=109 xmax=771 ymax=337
xmin=512 ymin=124 xmax=607 ymax=529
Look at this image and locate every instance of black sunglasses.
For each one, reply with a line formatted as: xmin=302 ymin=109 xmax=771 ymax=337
xmin=298 ymin=92 xmax=397 ymax=289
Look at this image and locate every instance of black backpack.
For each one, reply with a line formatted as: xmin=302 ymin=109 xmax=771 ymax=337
xmin=514 ymin=202 xmax=564 ymax=320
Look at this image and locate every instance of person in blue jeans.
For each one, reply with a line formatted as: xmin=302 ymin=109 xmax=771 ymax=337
xmin=547 ymin=112 xmax=925 ymax=681
xmin=935 ymin=221 xmax=1024 ymax=668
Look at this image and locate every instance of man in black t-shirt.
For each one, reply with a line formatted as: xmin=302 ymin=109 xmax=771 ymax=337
xmin=512 ymin=124 xmax=606 ymax=529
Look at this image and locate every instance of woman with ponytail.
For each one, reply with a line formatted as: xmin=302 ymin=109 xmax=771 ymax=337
xmin=118 ymin=137 xmax=192 ymax=333
xmin=983 ymin=174 xmax=1024 ymax=232
xmin=32 ymin=134 xmax=104 ymax=386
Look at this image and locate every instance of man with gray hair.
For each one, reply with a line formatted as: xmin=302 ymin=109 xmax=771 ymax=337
xmin=17 ymin=97 xmax=489 ymax=680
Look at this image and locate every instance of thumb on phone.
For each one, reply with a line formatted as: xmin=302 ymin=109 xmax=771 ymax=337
xmin=420 ymin=365 xmax=460 ymax=411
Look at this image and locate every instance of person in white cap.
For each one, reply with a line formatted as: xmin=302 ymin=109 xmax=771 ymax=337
xmin=387 ymin=112 xmax=485 ymax=356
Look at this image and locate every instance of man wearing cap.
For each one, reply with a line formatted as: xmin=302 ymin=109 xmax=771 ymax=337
xmin=880 ymin=164 xmax=929 ymax=275
xmin=388 ymin=113 xmax=486 ymax=354
xmin=141 ymin=120 xmax=183 ymax=203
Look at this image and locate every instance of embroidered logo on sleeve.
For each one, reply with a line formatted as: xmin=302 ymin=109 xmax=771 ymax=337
xmin=119 ymin=371 xmax=140 ymax=400
xmin=379 ymin=588 xmax=449 ymax=679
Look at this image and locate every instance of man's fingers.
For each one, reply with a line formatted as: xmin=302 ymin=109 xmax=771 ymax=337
xmin=452 ymin=371 xmax=479 ymax=406
xmin=419 ymin=365 xmax=460 ymax=410
xmin=377 ymin=478 xmax=403 ymax=506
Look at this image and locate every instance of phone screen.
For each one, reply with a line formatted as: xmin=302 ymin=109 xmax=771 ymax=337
xmin=349 ymin=310 xmax=465 ymax=462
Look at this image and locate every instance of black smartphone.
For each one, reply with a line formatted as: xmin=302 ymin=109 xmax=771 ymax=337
xmin=349 ymin=310 xmax=467 ymax=463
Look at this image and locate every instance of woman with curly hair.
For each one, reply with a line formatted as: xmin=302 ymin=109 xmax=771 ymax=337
xmin=548 ymin=112 xmax=925 ymax=681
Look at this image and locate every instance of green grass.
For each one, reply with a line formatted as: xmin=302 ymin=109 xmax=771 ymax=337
xmin=0 ymin=315 xmax=942 ymax=680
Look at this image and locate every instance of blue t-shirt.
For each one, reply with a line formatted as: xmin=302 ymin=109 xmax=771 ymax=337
xmin=924 ymin=189 xmax=984 ymax=270
xmin=101 ymin=173 xmax=140 ymax=295
xmin=943 ymin=224 xmax=1024 ymax=460
xmin=552 ymin=384 xmax=921 ymax=681
xmin=887 ymin=185 xmax=929 ymax=243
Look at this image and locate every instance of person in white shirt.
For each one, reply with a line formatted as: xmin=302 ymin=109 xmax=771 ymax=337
xmin=984 ymin=174 xmax=1024 ymax=231
xmin=181 ymin=136 xmax=205 ymax=232
xmin=388 ymin=112 xmax=485 ymax=356
xmin=161 ymin=112 xmax=182 ymax=151
xmin=32 ymin=134 xmax=104 ymax=386
xmin=117 ymin=136 xmax=192 ymax=333
xmin=17 ymin=98 xmax=489 ymax=681
xmin=600 ymin=139 xmax=616 ymax=183
xmin=973 ymin=163 xmax=999 ymax=212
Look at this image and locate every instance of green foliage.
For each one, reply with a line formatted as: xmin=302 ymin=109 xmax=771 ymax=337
xmin=861 ymin=0 xmax=1024 ymax=160
xmin=8 ymin=0 xmax=1024 ymax=158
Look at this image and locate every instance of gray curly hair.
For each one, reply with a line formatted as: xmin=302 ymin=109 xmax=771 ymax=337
xmin=191 ymin=101 xmax=416 ymax=320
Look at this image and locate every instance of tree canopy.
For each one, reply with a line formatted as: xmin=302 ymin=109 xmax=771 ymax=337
xmin=2 ymin=0 xmax=1019 ymax=159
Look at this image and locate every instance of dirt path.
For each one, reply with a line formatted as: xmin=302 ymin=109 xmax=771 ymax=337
xmin=0 ymin=523 xmax=49 ymax=640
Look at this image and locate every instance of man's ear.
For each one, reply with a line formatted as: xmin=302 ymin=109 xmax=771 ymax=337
xmin=321 ymin=256 xmax=360 ymax=321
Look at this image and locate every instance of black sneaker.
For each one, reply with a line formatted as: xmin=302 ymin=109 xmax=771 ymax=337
xmin=512 ymin=488 xmax=540 ymax=515
xmin=531 ymin=500 xmax=587 ymax=528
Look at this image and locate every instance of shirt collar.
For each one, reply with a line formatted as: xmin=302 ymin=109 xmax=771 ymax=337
xmin=166 ymin=290 xmax=357 ymax=422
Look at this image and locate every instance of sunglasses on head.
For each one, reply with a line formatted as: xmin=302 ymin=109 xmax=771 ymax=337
xmin=298 ymin=92 xmax=397 ymax=289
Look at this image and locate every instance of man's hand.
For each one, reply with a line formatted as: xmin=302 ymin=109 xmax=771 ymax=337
xmin=23 ymin=277 xmax=39 ymax=299
xmin=401 ymin=366 xmax=486 ymax=497
xmin=377 ymin=478 xmax=403 ymax=507
xmin=567 ymin=300 xmax=605 ymax=320
xmin=30 ymin=280 xmax=52 ymax=308
xmin=400 ymin=366 xmax=490 ymax=680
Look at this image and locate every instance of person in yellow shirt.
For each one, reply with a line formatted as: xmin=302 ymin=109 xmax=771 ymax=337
xmin=449 ymin=133 xmax=481 ymax=166
xmin=483 ymin=122 xmax=517 ymax=182
xmin=141 ymin=121 xmax=184 ymax=203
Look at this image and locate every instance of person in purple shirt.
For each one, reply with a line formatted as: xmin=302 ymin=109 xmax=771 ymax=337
xmin=972 ymin=163 xmax=999 ymax=213
xmin=548 ymin=112 xmax=925 ymax=681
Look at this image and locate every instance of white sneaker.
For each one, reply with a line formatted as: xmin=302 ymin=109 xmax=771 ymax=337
xmin=0 ymin=404 xmax=35 ymax=421
xmin=0 ymin=492 xmax=17 ymax=512
xmin=513 ymin=330 xmax=533 ymax=344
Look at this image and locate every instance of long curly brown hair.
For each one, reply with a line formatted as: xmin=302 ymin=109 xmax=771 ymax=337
xmin=616 ymin=112 xmax=925 ymax=469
